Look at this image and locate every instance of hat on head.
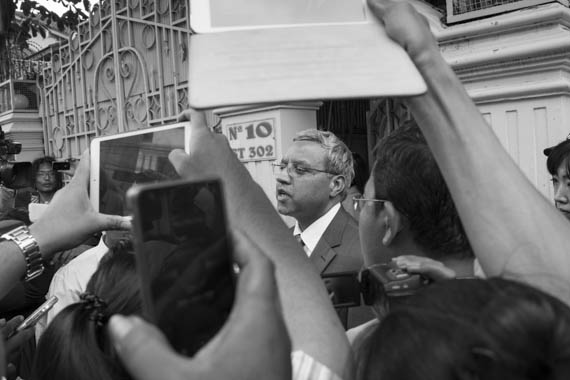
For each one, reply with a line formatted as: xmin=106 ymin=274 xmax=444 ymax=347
xmin=545 ymin=135 xmax=570 ymax=157
xmin=544 ymin=146 xmax=554 ymax=156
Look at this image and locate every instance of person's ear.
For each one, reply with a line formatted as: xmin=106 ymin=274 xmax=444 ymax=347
xmin=329 ymin=175 xmax=346 ymax=198
xmin=381 ymin=201 xmax=404 ymax=246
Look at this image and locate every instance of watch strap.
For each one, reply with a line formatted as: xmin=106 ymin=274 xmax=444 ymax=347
xmin=1 ymin=225 xmax=44 ymax=281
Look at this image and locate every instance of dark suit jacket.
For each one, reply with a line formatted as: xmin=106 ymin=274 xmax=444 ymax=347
xmin=309 ymin=206 xmax=374 ymax=329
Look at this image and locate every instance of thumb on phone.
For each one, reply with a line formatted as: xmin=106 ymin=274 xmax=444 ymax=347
xmin=108 ymin=315 xmax=190 ymax=380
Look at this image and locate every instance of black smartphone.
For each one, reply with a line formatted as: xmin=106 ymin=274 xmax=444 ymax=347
xmin=52 ymin=161 xmax=71 ymax=171
xmin=322 ymin=271 xmax=361 ymax=308
xmin=127 ymin=178 xmax=236 ymax=357
xmin=7 ymin=296 xmax=58 ymax=339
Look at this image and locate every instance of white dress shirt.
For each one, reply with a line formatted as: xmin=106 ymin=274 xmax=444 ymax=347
xmin=35 ymin=236 xmax=109 ymax=341
xmin=293 ymin=203 xmax=341 ymax=257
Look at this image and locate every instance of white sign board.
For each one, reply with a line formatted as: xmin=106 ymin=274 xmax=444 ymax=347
xmin=224 ymin=118 xmax=276 ymax=162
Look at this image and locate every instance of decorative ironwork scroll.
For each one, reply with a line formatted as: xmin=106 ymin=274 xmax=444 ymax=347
xmin=40 ymin=0 xmax=193 ymax=159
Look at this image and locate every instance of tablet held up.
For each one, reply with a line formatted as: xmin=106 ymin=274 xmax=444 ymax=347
xmin=188 ymin=0 xmax=426 ymax=109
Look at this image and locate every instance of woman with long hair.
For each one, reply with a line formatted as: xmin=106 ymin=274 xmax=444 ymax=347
xmin=31 ymin=240 xmax=140 ymax=380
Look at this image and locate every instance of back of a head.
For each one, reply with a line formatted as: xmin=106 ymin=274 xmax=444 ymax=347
xmin=294 ymin=129 xmax=355 ymax=198
xmin=356 ymin=278 xmax=570 ymax=380
xmin=32 ymin=240 xmax=140 ymax=380
xmin=372 ymin=121 xmax=472 ymax=259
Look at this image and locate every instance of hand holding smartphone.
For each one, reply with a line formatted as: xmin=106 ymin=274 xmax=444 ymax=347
xmin=128 ymin=178 xmax=236 ymax=357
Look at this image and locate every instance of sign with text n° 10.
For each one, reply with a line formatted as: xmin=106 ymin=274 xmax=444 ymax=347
xmin=224 ymin=118 xmax=276 ymax=163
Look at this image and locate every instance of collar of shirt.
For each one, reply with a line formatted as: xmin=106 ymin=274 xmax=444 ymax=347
xmin=473 ymin=258 xmax=486 ymax=278
xmin=293 ymin=203 xmax=341 ymax=256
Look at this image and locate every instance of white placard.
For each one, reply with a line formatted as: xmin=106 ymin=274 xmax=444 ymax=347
xmin=224 ymin=118 xmax=276 ymax=162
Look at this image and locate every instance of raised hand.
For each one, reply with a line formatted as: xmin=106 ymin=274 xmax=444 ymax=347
xmin=108 ymin=230 xmax=291 ymax=380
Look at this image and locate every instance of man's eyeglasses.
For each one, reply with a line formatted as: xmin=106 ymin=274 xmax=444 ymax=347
xmin=272 ymin=162 xmax=337 ymax=178
xmin=36 ymin=171 xmax=56 ymax=178
xmin=352 ymin=196 xmax=387 ymax=213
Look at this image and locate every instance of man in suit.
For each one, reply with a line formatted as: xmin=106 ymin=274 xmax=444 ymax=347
xmin=274 ymin=129 xmax=372 ymax=328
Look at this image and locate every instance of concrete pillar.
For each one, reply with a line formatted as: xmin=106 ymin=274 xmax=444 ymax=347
xmin=0 ymin=110 xmax=45 ymax=162
xmin=215 ymin=102 xmax=322 ymax=226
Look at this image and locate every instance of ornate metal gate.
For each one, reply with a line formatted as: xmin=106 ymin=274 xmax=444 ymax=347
xmin=40 ymin=0 xmax=192 ymax=158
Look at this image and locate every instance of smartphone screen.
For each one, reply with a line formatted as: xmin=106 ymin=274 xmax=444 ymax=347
xmin=128 ymin=179 xmax=235 ymax=357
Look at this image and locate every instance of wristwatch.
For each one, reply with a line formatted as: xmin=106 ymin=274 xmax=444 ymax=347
xmin=1 ymin=225 xmax=44 ymax=281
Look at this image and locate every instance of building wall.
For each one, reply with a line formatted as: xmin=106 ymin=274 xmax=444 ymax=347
xmin=478 ymin=96 xmax=570 ymax=200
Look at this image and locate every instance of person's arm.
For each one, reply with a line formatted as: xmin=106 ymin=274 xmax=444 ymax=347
xmin=0 ymin=150 xmax=130 ymax=299
xmin=169 ymin=110 xmax=353 ymax=378
xmin=0 ymin=245 xmax=27 ymax=301
xmin=368 ymin=0 xmax=570 ymax=304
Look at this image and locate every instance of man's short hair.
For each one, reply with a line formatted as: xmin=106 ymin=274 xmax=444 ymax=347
xmin=546 ymin=139 xmax=570 ymax=176
xmin=294 ymin=129 xmax=354 ymax=198
xmin=373 ymin=121 xmax=472 ymax=259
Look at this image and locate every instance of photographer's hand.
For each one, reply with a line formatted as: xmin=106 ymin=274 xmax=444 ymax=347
xmin=392 ymin=256 xmax=456 ymax=281
xmin=30 ymin=150 xmax=131 ymax=255
xmin=173 ymin=109 xmax=253 ymax=193
xmin=108 ymin=230 xmax=291 ymax=380
xmin=0 ymin=316 xmax=34 ymax=379
xmin=0 ymin=150 xmax=130 ymax=299
xmin=367 ymin=0 xmax=438 ymax=65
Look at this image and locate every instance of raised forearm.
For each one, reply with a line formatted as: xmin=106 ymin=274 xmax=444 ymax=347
xmin=407 ymin=39 xmax=570 ymax=302
xmin=171 ymin=119 xmax=353 ymax=378
xmin=222 ymin=163 xmax=353 ymax=378
xmin=0 ymin=242 xmax=27 ymax=299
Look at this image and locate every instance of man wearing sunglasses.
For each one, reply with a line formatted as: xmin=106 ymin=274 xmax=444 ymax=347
xmin=274 ymin=129 xmax=372 ymax=329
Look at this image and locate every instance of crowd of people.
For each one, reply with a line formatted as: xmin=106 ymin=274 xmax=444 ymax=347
xmin=1 ymin=0 xmax=570 ymax=379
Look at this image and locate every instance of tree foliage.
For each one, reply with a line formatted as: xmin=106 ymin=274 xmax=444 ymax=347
xmin=0 ymin=0 xmax=90 ymax=79
xmin=1 ymin=0 xmax=90 ymax=43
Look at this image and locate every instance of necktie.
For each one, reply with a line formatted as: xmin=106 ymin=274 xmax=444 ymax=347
xmin=295 ymin=234 xmax=310 ymax=256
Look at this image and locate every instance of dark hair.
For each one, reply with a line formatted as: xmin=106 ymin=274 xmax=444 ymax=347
xmin=546 ymin=139 xmax=570 ymax=177
xmin=350 ymin=152 xmax=368 ymax=194
xmin=356 ymin=278 xmax=570 ymax=380
xmin=32 ymin=240 xmax=140 ymax=380
xmin=32 ymin=156 xmax=63 ymax=191
xmin=372 ymin=121 xmax=472 ymax=258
